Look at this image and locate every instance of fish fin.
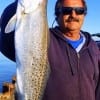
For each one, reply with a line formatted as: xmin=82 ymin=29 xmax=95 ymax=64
xmin=5 ymin=14 xmax=17 ymax=33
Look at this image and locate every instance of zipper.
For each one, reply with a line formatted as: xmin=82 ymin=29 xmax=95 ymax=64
xmin=77 ymin=53 xmax=80 ymax=61
xmin=77 ymin=53 xmax=82 ymax=100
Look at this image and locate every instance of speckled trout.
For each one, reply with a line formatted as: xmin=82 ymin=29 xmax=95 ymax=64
xmin=5 ymin=0 xmax=50 ymax=100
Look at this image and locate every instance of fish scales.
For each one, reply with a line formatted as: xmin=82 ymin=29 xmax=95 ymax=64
xmin=14 ymin=0 xmax=50 ymax=100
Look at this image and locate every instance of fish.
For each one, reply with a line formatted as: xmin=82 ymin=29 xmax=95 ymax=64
xmin=5 ymin=0 xmax=50 ymax=99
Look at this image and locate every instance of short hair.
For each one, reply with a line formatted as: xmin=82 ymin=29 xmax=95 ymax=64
xmin=55 ymin=0 xmax=87 ymax=17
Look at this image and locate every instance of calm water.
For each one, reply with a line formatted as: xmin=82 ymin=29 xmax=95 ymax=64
xmin=0 ymin=52 xmax=16 ymax=92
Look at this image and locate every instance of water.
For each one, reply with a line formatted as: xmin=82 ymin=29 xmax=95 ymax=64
xmin=0 ymin=52 xmax=16 ymax=92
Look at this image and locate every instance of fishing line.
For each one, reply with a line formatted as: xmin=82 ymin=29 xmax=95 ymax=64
xmin=52 ymin=18 xmax=56 ymax=28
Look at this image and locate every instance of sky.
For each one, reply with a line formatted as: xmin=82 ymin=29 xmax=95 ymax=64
xmin=0 ymin=0 xmax=100 ymax=34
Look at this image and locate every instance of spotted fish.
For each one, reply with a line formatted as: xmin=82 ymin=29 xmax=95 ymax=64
xmin=5 ymin=0 xmax=50 ymax=99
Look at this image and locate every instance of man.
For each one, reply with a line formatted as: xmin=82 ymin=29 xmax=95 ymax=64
xmin=1 ymin=0 xmax=100 ymax=100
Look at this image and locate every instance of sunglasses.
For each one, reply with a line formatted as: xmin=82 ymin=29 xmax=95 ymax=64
xmin=58 ymin=7 xmax=87 ymax=15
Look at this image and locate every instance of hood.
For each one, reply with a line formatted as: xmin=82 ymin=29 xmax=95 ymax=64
xmin=49 ymin=27 xmax=99 ymax=76
xmin=50 ymin=26 xmax=95 ymax=50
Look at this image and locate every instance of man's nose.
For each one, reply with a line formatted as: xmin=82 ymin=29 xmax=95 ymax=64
xmin=71 ymin=10 xmax=77 ymax=17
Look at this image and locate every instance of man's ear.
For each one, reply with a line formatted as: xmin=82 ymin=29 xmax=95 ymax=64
xmin=5 ymin=14 xmax=17 ymax=34
xmin=56 ymin=16 xmax=60 ymax=25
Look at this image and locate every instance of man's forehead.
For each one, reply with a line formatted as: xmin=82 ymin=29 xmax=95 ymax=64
xmin=62 ymin=0 xmax=83 ymax=7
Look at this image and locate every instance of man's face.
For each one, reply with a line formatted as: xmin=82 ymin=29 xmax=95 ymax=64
xmin=57 ymin=0 xmax=86 ymax=32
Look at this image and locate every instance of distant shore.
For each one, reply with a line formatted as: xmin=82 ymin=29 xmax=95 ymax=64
xmin=0 ymin=52 xmax=16 ymax=92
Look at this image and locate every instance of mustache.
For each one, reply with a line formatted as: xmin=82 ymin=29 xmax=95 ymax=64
xmin=65 ymin=17 xmax=79 ymax=22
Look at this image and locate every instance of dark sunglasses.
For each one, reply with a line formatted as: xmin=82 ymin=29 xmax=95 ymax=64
xmin=58 ymin=7 xmax=87 ymax=15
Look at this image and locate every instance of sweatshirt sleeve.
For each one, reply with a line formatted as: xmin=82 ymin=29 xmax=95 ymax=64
xmin=95 ymin=51 xmax=100 ymax=100
xmin=0 ymin=2 xmax=17 ymax=61
xmin=1 ymin=31 xmax=15 ymax=61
